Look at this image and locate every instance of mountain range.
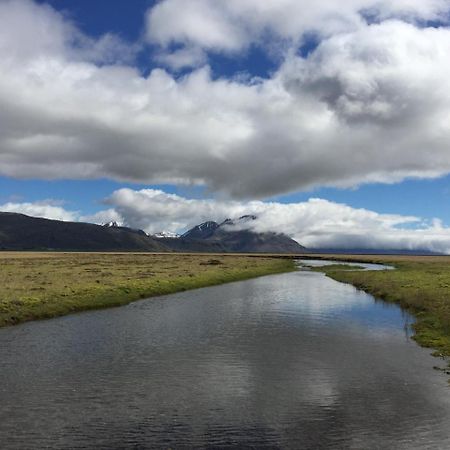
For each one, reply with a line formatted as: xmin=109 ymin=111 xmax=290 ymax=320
xmin=0 ymin=212 xmax=306 ymax=253
xmin=158 ymin=216 xmax=306 ymax=253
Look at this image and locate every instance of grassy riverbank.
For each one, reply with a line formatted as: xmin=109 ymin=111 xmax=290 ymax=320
xmin=308 ymin=255 xmax=450 ymax=366
xmin=0 ymin=252 xmax=295 ymax=327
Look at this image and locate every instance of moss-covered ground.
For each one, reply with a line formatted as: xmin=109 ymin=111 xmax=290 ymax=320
xmin=0 ymin=252 xmax=295 ymax=327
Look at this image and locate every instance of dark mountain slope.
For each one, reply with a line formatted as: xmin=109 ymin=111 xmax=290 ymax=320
xmin=163 ymin=216 xmax=307 ymax=253
xmin=0 ymin=212 xmax=168 ymax=252
xmin=156 ymin=236 xmax=229 ymax=253
xmin=209 ymin=229 xmax=305 ymax=253
xmin=181 ymin=221 xmax=219 ymax=239
xmin=0 ymin=212 xmax=306 ymax=254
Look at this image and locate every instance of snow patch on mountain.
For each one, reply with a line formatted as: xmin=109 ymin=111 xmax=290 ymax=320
xmin=220 ymin=215 xmax=258 ymax=232
xmin=103 ymin=221 xmax=120 ymax=228
xmin=153 ymin=231 xmax=181 ymax=239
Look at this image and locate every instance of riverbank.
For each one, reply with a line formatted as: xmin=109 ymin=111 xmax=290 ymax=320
xmin=308 ymin=255 xmax=450 ymax=369
xmin=0 ymin=252 xmax=296 ymax=327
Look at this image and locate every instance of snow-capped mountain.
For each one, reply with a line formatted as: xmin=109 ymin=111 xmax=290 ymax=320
xmin=103 ymin=221 xmax=120 ymax=228
xmin=164 ymin=215 xmax=306 ymax=253
xmin=220 ymin=215 xmax=257 ymax=228
xmin=181 ymin=221 xmax=219 ymax=239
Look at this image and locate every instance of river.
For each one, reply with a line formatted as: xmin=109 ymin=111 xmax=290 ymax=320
xmin=0 ymin=262 xmax=449 ymax=449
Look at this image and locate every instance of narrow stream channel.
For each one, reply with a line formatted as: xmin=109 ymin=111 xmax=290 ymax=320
xmin=0 ymin=264 xmax=449 ymax=449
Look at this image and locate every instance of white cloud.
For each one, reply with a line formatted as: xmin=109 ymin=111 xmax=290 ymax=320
xmin=0 ymin=200 xmax=78 ymax=222
xmin=1 ymin=1 xmax=450 ymax=199
xmin=146 ymin=0 xmax=450 ymax=65
xmin=104 ymin=188 xmax=254 ymax=233
xmin=104 ymin=188 xmax=450 ymax=254
xmin=147 ymin=0 xmax=248 ymax=54
xmin=0 ymin=201 xmax=123 ymax=225
xmin=155 ymin=46 xmax=208 ymax=70
xmin=4 ymin=189 xmax=450 ymax=253
xmin=80 ymin=208 xmax=124 ymax=226
xmin=0 ymin=0 xmax=137 ymax=65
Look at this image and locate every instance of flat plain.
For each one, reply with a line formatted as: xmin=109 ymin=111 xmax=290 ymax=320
xmin=0 ymin=252 xmax=295 ymax=327
xmin=2 ymin=251 xmax=450 ymax=370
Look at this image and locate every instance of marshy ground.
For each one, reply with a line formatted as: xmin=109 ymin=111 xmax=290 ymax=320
xmin=2 ymin=251 xmax=450 ymax=371
xmin=0 ymin=252 xmax=295 ymax=327
xmin=309 ymin=254 xmax=450 ymax=365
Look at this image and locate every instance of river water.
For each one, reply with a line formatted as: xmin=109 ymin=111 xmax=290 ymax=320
xmin=0 ymin=263 xmax=449 ymax=449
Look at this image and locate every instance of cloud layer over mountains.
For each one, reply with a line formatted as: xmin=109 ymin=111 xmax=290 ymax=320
xmin=2 ymin=0 xmax=450 ymax=252
xmin=1 ymin=0 xmax=450 ymax=198
xmin=4 ymin=189 xmax=450 ymax=254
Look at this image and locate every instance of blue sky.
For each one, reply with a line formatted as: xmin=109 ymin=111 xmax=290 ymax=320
xmin=35 ymin=0 xmax=155 ymax=41
xmin=2 ymin=175 xmax=450 ymax=225
xmin=2 ymin=0 xmax=450 ymax=251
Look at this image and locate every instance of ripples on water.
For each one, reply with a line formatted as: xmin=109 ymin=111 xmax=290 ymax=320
xmin=298 ymin=259 xmax=394 ymax=271
xmin=0 ymin=269 xmax=449 ymax=449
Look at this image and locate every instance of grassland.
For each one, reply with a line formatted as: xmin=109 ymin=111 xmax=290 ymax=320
xmin=307 ymin=255 xmax=450 ymax=368
xmin=4 ymin=251 xmax=450 ymax=372
xmin=0 ymin=252 xmax=295 ymax=327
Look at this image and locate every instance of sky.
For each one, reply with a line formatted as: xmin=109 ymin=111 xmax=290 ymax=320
xmin=2 ymin=0 xmax=450 ymax=252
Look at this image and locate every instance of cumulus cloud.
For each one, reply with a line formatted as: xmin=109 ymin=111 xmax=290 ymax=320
xmin=1 ymin=1 xmax=450 ymax=199
xmin=5 ymin=189 xmax=450 ymax=253
xmin=0 ymin=200 xmax=78 ymax=222
xmin=80 ymin=209 xmax=124 ymax=226
xmin=0 ymin=200 xmax=123 ymax=225
xmin=104 ymin=188 xmax=450 ymax=254
xmin=146 ymin=0 xmax=450 ymax=63
xmin=0 ymin=0 xmax=137 ymax=65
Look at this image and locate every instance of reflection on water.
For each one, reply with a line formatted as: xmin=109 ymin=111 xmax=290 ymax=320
xmin=299 ymin=259 xmax=394 ymax=271
xmin=0 ymin=270 xmax=449 ymax=449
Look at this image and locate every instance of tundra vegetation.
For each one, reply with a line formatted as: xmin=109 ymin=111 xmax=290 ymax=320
xmin=310 ymin=255 xmax=450 ymax=370
xmin=0 ymin=252 xmax=295 ymax=327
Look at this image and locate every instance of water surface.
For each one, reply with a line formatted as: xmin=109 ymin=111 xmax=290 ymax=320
xmin=299 ymin=259 xmax=394 ymax=271
xmin=0 ymin=269 xmax=449 ymax=449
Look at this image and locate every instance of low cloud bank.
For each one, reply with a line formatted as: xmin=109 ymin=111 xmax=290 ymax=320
xmin=4 ymin=189 xmax=450 ymax=254
xmin=104 ymin=189 xmax=450 ymax=253
xmin=0 ymin=201 xmax=78 ymax=222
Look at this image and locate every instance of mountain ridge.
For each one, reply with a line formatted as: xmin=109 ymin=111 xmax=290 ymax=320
xmin=0 ymin=212 xmax=307 ymax=253
xmin=0 ymin=212 xmax=168 ymax=252
xmin=161 ymin=216 xmax=307 ymax=253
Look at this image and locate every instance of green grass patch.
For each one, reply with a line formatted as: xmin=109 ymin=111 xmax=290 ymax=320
xmin=311 ymin=255 xmax=450 ymax=373
xmin=0 ymin=252 xmax=295 ymax=327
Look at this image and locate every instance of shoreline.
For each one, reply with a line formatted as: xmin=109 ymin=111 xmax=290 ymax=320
xmin=3 ymin=250 xmax=450 ymax=377
xmin=308 ymin=255 xmax=450 ymax=373
xmin=0 ymin=252 xmax=296 ymax=328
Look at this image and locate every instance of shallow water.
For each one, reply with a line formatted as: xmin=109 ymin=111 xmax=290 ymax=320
xmin=299 ymin=259 xmax=394 ymax=271
xmin=0 ymin=269 xmax=449 ymax=449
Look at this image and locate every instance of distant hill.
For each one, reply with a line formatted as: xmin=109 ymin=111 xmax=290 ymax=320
xmin=0 ymin=212 xmax=168 ymax=252
xmin=0 ymin=212 xmax=306 ymax=254
xmin=159 ymin=215 xmax=307 ymax=253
